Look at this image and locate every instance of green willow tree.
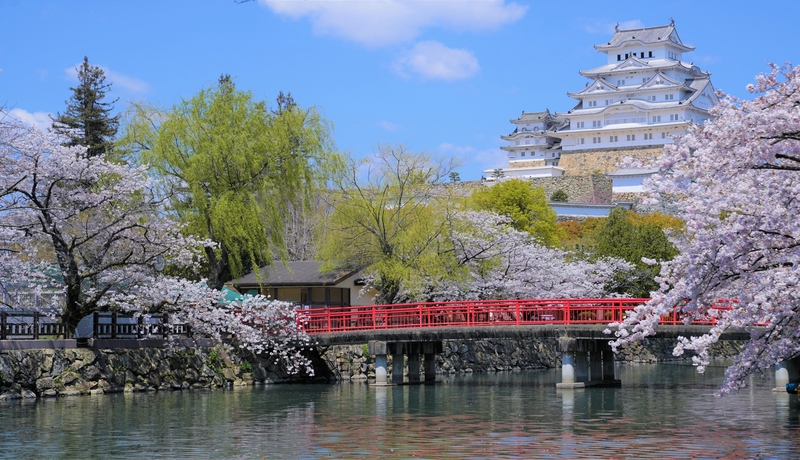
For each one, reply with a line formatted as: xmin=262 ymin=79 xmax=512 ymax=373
xmin=470 ymin=179 xmax=561 ymax=247
xmin=119 ymin=77 xmax=340 ymax=289
xmin=317 ymin=145 xmax=462 ymax=304
xmin=52 ymin=56 xmax=120 ymax=158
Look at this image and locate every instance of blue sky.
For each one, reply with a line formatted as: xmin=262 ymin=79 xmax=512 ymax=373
xmin=2 ymin=0 xmax=799 ymax=180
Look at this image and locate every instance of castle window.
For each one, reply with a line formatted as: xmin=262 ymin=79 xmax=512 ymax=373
xmin=617 ymin=54 xmax=621 ymax=61
xmin=580 ymin=138 xmax=585 ymax=144
xmin=662 ymin=132 xmax=667 ymax=138
xmin=592 ymin=137 xmax=600 ymax=144
xmin=644 ymin=133 xmax=653 ymax=140
xmin=665 ymin=94 xmax=674 ymax=100
xmin=609 ymin=135 xmax=618 ymax=143
xmin=593 ymin=120 xmax=602 ymax=128
xmin=670 ymin=114 xmax=679 ymax=121
xmin=521 ymin=152 xmax=526 ymax=156
xmin=626 ymin=134 xmax=636 ymax=141
xmin=576 ymin=121 xmax=584 ymax=128
xmin=640 ymin=52 xmax=645 ymax=58
xmin=515 ymin=141 xmax=520 ymax=145
xmin=643 ymin=77 xmax=647 ymax=83
xmin=625 ymin=53 xmax=629 ymax=59
xmin=652 ymin=115 xmax=661 ymax=123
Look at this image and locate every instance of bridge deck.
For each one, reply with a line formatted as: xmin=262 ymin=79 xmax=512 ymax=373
xmin=310 ymin=324 xmax=750 ymax=346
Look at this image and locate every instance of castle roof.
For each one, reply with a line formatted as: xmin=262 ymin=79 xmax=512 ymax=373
xmin=580 ymin=59 xmax=706 ymax=78
xmin=594 ymin=21 xmax=694 ymax=53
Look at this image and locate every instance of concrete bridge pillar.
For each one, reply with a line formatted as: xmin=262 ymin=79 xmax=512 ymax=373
xmin=377 ymin=340 xmax=442 ymax=386
xmin=575 ymin=351 xmax=589 ymax=382
xmin=369 ymin=340 xmax=390 ymax=386
xmin=391 ymin=353 xmax=404 ymax=384
xmin=557 ymin=337 xmax=620 ymax=389
xmin=774 ymin=356 xmax=800 ymax=392
xmin=408 ymin=353 xmax=421 ymax=383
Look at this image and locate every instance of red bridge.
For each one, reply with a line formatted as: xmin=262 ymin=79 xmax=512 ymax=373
xmin=296 ymin=297 xmax=729 ymax=335
xmin=295 ymin=298 xmax=743 ymax=389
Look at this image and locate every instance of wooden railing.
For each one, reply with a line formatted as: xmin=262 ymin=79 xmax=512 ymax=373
xmin=296 ymin=298 xmax=732 ymax=334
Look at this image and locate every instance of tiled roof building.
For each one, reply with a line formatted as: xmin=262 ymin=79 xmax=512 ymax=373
xmin=490 ymin=20 xmax=717 ymax=186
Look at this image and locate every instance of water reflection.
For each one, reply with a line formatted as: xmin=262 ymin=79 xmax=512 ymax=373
xmin=1 ymin=363 xmax=799 ymax=458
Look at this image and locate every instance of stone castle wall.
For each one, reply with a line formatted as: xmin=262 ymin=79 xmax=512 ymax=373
xmin=527 ymin=175 xmax=613 ymax=204
xmin=557 ymin=145 xmax=665 ymax=176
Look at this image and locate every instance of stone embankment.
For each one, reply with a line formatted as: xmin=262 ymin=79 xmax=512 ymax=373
xmin=0 ymin=344 xmax=303 ymax=400
xmin=0 ymin=337 xmax=742 ymax=398
xmin=321 ymin=337 xmax=740 ymax=381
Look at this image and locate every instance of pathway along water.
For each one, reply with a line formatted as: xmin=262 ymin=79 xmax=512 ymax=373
xmin=1 ymin=362 xmax=798 ymax=458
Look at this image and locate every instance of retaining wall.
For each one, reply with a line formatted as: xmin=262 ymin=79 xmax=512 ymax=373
xmin=0 ymin=337 xmax=742 ymax=398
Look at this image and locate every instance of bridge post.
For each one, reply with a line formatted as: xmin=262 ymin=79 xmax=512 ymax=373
xmin=408 ymin=352 xmax=421 ymax=383
xmin=774 ymin=357 xmax=800 ymax=392
xmin=575 ymin=349 xmax=589 ymax=382
xmin=391 ymin=352 xmax=404 ymax=384
xmin=557 ymin=338 xmax=620 ymax=388
xmin=602 ymin=348 xmax=616 ymax=381
xmin=368 ymin=340 xmax=391 ymax=386
xmin=406 ymin=342 xmax=421 ymax=383
xmin=422 ymin=342 xmax=440 ymax=383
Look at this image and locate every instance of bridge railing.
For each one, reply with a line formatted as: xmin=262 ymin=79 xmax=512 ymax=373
xmin=296 ymin=298 xmax=735 ymax=334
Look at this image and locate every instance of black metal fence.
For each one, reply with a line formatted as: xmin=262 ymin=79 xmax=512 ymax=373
xmin=0 ymin=311 xmax=67 ymax=340
xmin=83 ymin=312 xmax=191 ymax=339
xmin=0 ymin=311 xmax=191 ymax=340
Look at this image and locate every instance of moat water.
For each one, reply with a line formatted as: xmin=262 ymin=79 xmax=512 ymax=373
xmin=1 ymin=363 xmax=798 ymax=459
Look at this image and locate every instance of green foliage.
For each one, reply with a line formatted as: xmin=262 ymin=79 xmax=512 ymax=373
xmin=449 ymin=171 xmax=461 ymax=182
xmin=119 ymin=79 xmax=341 ymax=288
xmin=317 ymin=145 xmax=463 ymax=303
xmin=470 ymin=179 xmax=561 ymax=247
xmin=207 ymin=348 xmax=221 ymax=371
xmin=240 ymin=361 xmax=253 ymax=373
xmin=52 ymin=56 xmax=120 ymax=159
xmin=589 ymin=207 xmax=680 ymax=297
xmin=550 ymin=189 xmax=568 ymax=202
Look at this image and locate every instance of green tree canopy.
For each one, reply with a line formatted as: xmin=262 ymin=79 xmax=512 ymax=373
xmin=51 ymin=56 xmax=120 ymax=158
xmin=469 ymin=179 xmax=561 ymax=247
xmin=589 ymin=207 xmax=680 ymax=297
xmin=317 ymin=145 xmax=462 ymax=303
xmin=119 ymin=78 xmax=340 ymax=288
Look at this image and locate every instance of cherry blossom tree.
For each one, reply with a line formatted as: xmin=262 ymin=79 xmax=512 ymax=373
xmin=393 ymin=211 xmax=631 ymax=302
xmin=0 ymin=116 xmax=312 ymax=374
xmin=608 ymin=63 xmax=800 ymax=394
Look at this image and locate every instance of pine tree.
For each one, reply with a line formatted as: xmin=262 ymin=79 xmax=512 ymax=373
xmin=51 ymin=56 xmax=120 ymax=158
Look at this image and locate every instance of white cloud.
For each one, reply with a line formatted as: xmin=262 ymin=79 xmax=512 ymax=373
xmin=393 ymin=41 xmax=480 ymax=80
xmin=6 ymin=108 xmax=53 ymax=131
xmin=377 ymin=120 xmax=401 ymax=131
xmin=64 ymin=63 xmax=150 ymax=94
xmin=259 ymin=0 xmax=527 ymax=47
xmin=474 ymin=147 xmax=507 ymax=171
xmin=583 ymin=19 xmax=645 ymax=35
xmin=438 ymin=142 xmax=474 ymax=155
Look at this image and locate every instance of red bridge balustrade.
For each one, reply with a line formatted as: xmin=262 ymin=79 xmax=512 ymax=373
xmin=296 ymin=298 xmax=733 ymax=334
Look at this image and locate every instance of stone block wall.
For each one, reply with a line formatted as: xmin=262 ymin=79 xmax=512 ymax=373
xmin=527 ymin=175 xmax=613 ymax=204
xmin=558 ymin=145 xmax=665 ymax=176
xmin=0 ymin=344 xmax=312 ymax=400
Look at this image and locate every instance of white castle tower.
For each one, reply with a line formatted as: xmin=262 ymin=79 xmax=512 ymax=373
xmin=490 ymin=20 xmax=718 ymax=186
